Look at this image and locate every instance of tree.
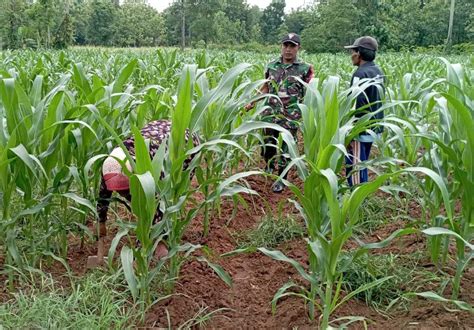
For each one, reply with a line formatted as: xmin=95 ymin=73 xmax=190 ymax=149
xmin=301 ymin=0 xmax=361 ymax=53
xmin=468 ymin=11 xmax=474 ymax=41
xmin=419 ymin=0 xmax=449 ymax=47
xmin=451 ymin=0 xmax=473 ymax=44
xmin=188 ymin=0 xmax=223 ymax=45
xmin=53 ymin=10 xmax=74 ymax=49
xmin=379 ymin=0 xmax=449 ymax=50
xmin=181 ymin=0 xmax=186 ymax=48
xmin=27 ymin=0 xmax=59 ymax=48
xmin=0 ymin=0 xmax=28 ymax=49
xmin=117 ymin=2 xmax=165 ymax=47
xmin=86 ymin=0 xmax=119 ymax=46
xmin=0 ymin=0 xmax=472 ymax=50
xmin=355 ymin=0 xmax=391 ymax=48
xmin=163 ymin=0 xmax=190 ymax=47
xmin=260 ymin=0 xmax=285 ymax=44
xmin=71 ymin=0 xmax=89 ymax=45
xmin=221 ymin=0 xmax=252 ymax=43
xmin=212 ymin=11 xmax=242 ymax=44
xmin=285 ymin=9 xmax=312 ymax=36
xmin=222 ymin=0 xmax=248 ymax=23
xmin=247 ymin=5 xmax=263 ymax=43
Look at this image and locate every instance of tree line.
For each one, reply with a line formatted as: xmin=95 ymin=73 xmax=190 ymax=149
xmin=0 ymin=0 xmax=472 ymax=52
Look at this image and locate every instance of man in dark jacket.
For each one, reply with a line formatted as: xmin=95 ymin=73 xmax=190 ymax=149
xmin=344 ymin=36 xmax=385 ymax=186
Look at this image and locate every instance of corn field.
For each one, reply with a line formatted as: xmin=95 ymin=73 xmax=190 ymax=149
xmin=0 ymin=48 xmax=473 ymax=328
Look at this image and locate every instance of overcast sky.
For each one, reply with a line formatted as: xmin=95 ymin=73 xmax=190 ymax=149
xmin=147 ymin=0 xmax=309 ymax=13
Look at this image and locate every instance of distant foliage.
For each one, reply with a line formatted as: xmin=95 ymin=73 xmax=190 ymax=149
xmin=0 ymin=0 xmax=472 ymax=51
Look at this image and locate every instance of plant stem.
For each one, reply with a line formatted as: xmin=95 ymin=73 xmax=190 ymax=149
xmin=203 ymin=186 xmax=210 ymax=236
xmin=321 ymin=281 xmax=333 ymax=330
xmin=452 ymin=238 xmax=465 ymax=299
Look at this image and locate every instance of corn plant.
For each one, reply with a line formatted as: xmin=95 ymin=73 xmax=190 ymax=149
xmin=99 ymin=65 xmax=257 ymax=307
xmin=0 ymin=53 xmax=144 ymax=280
xmin=190 ymin=63 xmax=267 ymax=235
xmin=163 ymin=64 xmax=264 ymax=284
xmin=1 ymin=48 xmax=472 ymax=322
xmin=253 ymin=76 xmax=451 ymax=328
xmin=416 ymin=59 xmax=474 ymax=300
xmin=0 ymin=72 xmax=98 ymax=284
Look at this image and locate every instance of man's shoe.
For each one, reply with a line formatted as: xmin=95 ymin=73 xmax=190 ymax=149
xmin=272 ymin=180 xmax=284 ymax=193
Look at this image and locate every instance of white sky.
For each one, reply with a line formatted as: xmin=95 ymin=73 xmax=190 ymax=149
xmin=147 ymin=0 xmax=309 ymax=13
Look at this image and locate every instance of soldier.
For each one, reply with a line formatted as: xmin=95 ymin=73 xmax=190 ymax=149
xmin=344 ymin=36 xmax=385 ymax=186
xmin=245 ymin=33 xmax=314 ymax=193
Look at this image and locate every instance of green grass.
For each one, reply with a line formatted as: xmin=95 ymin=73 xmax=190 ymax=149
xmin=340 ymin=252 xmax=441 ymax=312
xmin=175 ymin=305 xmax=231 ymax=329
xmin=237 ymin=215 xmax=304 ymax=249
xmin=356 ymin=196 xmax=393 ymax=234
xmin=356 ymin=193 xmax=414 ymax=234
xmin=0 ymin=271 xmax=139 ymax=329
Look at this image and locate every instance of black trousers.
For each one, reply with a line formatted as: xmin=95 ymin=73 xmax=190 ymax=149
xmin=97 ymin=177 xmax=163 ymax=225
xmin=261 ymin=127 xmax=297 ymax=175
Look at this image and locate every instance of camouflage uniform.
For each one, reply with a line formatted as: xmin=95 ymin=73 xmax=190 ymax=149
xmin=262 ymin=58 xmax=314 ymax=130
xmin=261 ymin=58 xmax=314 ymax=172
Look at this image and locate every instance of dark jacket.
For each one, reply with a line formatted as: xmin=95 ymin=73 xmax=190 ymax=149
xmin=350 ymin=61 xmax=385 ymax=123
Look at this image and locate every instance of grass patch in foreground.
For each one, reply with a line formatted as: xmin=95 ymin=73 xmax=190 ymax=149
xmin=356 ymin=192 xmax=413 ymax=234
xmin=0 ymin=271 xmax=139 ymax=329
xmin=237 ymin=215 xmax=304 ymax=249
xmin=340 ymin=252 xmax=440 ymax=312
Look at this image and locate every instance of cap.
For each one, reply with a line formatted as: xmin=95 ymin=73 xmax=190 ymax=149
xmin=344 ymin=36 xmax=378 ymax=51
xmin=281 ymin=33 xmax=301 ymax=46
xmin=102 ymin=147 xmax=132 ymax=176
xmin=102 ymin=147 xmax=133 ymax=192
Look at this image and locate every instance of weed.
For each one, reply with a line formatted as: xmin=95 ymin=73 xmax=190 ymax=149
xmin=0 ymin=271 xmax=139 ymax=328
xmin=340 ymin=252 xmax=441 ymax=312
xmin=238 ymin=215 xmax=304 ymax=249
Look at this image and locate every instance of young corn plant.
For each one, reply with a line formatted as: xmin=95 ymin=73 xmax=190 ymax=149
xmin=164 ymin=64 xmax=260 ymax=285
xmin=255 ymin=76 xmax=451 ymax=328
xmin=0 ymin=73 xmax=97 ymax=279
xmin=98 ymin=66 xmax=244 ymax=308
xmin=190 ymin=63 xmax=266 ymax=235
xmin=0 ymin=54 xmax=142 ymax=284
xmin=417 ymin=59 xmax=474 ymax=301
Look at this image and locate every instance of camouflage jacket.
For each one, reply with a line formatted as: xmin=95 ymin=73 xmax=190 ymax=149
xmin=262 ymin=58 xmax=314 ymax=129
